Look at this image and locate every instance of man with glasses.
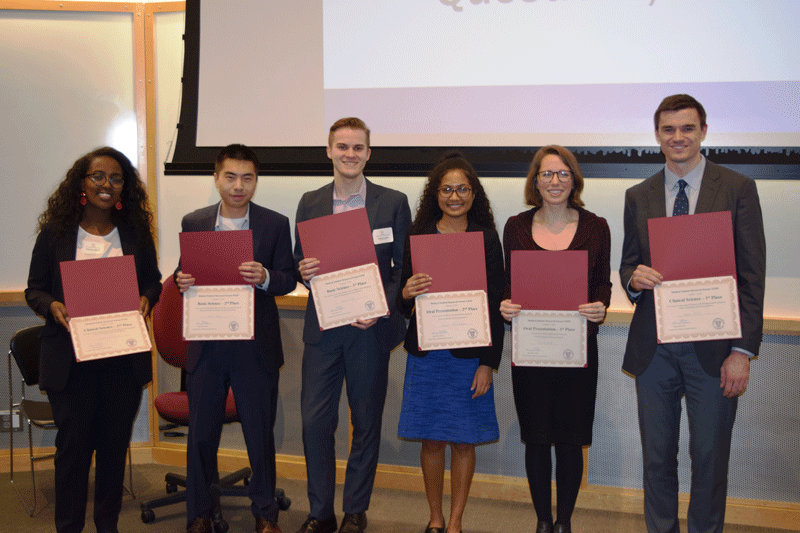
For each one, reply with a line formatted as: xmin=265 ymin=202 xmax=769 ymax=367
xmin=620 ymin=94 xmax=766 ymax=533
xmin=293 ymin=118 xmax=411 ymax=533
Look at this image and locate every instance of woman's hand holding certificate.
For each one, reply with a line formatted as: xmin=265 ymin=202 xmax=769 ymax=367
xmin=60 ymin=255 xmax=152 ymax=361
xmin=410 ymin=232 xmax=492 ymax=351
xmin=508 ymin=250 xmax=588 ymax=368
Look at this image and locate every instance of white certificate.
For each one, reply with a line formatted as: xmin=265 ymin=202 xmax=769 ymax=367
xmin=310 ymin=263 xmax=389 ymax=330
xmin=654 ymin=276 xmax=741 ymax=344
xmin=415 ymin=290 xmax=491 ymax=351
xmin=512 ymin=310 xmax=587 ymax=367
xmin=183 ymin=285 xmax=254 ymax=340
xmin=70 ymin=310 xmax=152 ymax=362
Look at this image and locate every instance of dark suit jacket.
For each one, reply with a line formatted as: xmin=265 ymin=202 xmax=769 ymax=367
xmin=293 ymin=178 xmax=412 ymax=353
xmin=177 ymin=202 xmax=296 ymax=373
xmin=397 ymin=221 xmax=505 ymax=370
xmin=25 ymin=223 xmax=162 ymax=392
xmin=620 ymin=160 xmax=766 ymax=377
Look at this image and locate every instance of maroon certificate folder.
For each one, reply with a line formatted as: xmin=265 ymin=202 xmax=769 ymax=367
xmin=296 ymin=209 xmax=378 ymax=275
xmin=60 ymin=255 xmax=140 ymax=317
xmin=648 ymin=211 xmax=736 ymax=281
xmin=409 ymin=232 xmax=487 ymax=292
xmin=179 ymin=230 xmax=253 ymax=285
xmin=510 ymin=250 xmax=588 ymax=310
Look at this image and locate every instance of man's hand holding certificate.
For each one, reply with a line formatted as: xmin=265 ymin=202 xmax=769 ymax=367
xmin=179 ymin=230 xmax=255 ymax=341
xmin=60 ymin=255 xmax=152 ymax=362
xmin=410 ymin=232 xmax=492 ymax=350
xmin=297 ymin=209 xmax=389 ymax=330
xmin=508 ymin=250 xmax=588 ymax=367
xmin=648 ymin=211 xmax=742 ymax=344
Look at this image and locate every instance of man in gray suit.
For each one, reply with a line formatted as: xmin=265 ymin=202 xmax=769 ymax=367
xmin=620 ymin=94 xmax=766 ymax=533
xmin=293 ymin=118 xmax=412 ymax=533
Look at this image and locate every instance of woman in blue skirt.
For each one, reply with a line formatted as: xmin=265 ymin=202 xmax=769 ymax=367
xmin=397 ymin=153 xmax=504 ymax=533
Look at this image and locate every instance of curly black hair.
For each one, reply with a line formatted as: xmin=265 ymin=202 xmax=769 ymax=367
xmin=36 ymin=147 xmax=155 ymax=246
xmin=410 ymin=152 xmax=496 ymax=235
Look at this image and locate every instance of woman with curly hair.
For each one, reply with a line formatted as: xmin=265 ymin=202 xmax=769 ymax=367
xmin=500 ymin=146 xmax=611 ymax=533
xmin=25 ymin=147 xmax=161 ymax=533
xmin=397 ymin=153 xmax=504 ymax=533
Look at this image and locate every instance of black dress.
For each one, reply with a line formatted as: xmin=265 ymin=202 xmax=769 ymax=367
xmin=503 ymin=208 xmax=611 ymax=445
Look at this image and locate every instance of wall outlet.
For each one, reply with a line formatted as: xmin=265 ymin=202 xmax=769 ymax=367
xmin=1 ymin=410 xmax=22 ymax=432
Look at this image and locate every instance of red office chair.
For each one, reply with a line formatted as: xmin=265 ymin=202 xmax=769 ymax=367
xmin=141 ymin=277 xmax=291 ymax=531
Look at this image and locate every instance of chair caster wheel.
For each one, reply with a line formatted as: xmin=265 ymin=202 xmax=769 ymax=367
xmin=141 ymin=509 xmax=155 ymax=523
xmin=275 ymin=489 xmax=291 ymax=511
xmin=213 ymin=519 xmax=229 ymax=533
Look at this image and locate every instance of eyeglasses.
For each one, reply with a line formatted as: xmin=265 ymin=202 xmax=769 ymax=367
xmin=537 ymin=170 xmax=573 ymax=183
xmin=438 ymin=186 xmax=472 ymax=198
xmin=87 ymin=172 xmax=124 ymax=188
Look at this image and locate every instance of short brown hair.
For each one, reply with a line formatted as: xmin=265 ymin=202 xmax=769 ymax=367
xmin=523 ymin=145 xmax=585 ymax=208
xmin=654 ymin=94 xmax=707 ymax=130
xmin=328 ymin=117 xmax=371 ymax=148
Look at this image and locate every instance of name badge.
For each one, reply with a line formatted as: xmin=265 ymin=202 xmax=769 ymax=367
xmin=82 ymin=241 xmax=105 ymax=256
xmin=373 ymin=227 xmax=393 ymax=245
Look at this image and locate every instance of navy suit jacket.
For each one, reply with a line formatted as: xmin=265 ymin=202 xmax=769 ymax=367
xmin=177 ymin=202 xmax=296 ymax=373
xmin=26 ymin=223 xmax=162 ymax=392
xmin=293 ymin=178 xmax=412 ymax=353
xmin=620 ymin=160 xmax=766 ymax=377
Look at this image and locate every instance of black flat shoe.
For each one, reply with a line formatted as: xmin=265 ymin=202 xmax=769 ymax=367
xmin=553 ymin=524 xmax=571 ymax=533
xmin=424 ymin=524 xmax=445 ymax=533
xmin=535 ymin=521 xmax=553 ymax=533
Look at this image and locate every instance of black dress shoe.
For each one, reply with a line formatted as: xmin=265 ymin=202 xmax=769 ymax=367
xmin=296 ymin=516 xmax=337 ymax=533
xmin=187 ymin=517 xmax=213 ymax=533
xmin=553 ymin=524 xmax=571 ymax=533
xmin=535 ymin=521 xmax=553 ymax=533
xmin=338 ymin=512 xmax=367 ymax=533
xmin=424 ymin=523 xmax=445 ymax=533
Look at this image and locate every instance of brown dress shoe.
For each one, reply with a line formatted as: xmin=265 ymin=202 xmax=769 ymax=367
xmin=338 ymin=512 xmax=367 ymax=533
xmin=256 ymin=515 xmax=283 ymax=533
xmin=187 ymin=517 xmax=212 ymax=533
xmin=296 ymin=516 xmax=338 ymax=533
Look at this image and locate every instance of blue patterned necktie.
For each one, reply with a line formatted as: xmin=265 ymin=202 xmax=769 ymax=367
xmin=672 ymin=179 xmax=689 ymax=216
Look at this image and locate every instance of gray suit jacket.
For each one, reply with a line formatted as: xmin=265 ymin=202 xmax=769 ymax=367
xmin=619 ymin=160 xmax=766 ymax=377
xmin=293 ymin=178 xmax=412 ymax=352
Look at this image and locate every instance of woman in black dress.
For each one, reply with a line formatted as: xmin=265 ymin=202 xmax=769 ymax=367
xmin=500 ymin=146 xmax=611 ymax=533
xmin=25 ymin=147 xmax=161 ymax=533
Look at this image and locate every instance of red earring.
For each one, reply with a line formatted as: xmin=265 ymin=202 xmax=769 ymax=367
xmin=115 ymin=199 xmax=123 ymax=210
xmin=80 ymin=191 xmax=87 ymax=205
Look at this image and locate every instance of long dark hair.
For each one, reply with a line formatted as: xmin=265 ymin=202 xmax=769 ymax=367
xmin=410 ymin=152 xmax=496 ymax=235
xmin=37 ymin=147 xmax=155 ymax=245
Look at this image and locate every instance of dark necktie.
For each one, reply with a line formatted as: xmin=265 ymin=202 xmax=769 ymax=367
xmin=673 ymin=179 xmax=689 ymax=216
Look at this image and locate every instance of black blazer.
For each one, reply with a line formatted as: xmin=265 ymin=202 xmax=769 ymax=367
xmin=619 ymin=160 xmax=766 ymax=377
xmin=177 ymin=202 xmax=296 ymax=373
xmin=293 ymin=179 xmax=412 ymax=353
xmin=25 ymin=223 xmax=162 ymax=392
xmin=397 ymin=221 xmax=505 ymax=370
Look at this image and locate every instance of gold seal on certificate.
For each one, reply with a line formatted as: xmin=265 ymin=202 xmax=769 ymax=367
xmin=511 ymin=310 xmax=587 ymax=367
xmin=70 ymin=310 xmax=152 ymax=362
xmin=310 ymin=263 xmax=389 ymax=330
xmin=415 ymin=290 xmax=491 ymax=351
xmin=653 ymin=276 xmax=741 ymax=344
xmin=183 ymin=285 xmax=255 ymax=340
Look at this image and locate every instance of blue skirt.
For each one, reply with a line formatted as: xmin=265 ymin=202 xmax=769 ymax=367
xmin=398 ymin=350 xmax=499 ymax=444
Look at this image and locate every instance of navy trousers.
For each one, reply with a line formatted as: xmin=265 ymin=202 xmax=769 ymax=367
xmin=636 ymin=342 xmax=738 ymax=533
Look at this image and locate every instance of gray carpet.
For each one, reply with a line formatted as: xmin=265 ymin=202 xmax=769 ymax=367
xmin=1 ymin=464 xmax=792 ymax=533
